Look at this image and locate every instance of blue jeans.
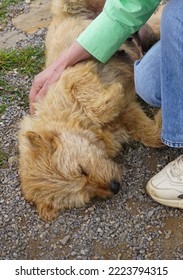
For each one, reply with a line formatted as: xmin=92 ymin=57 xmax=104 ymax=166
xmin=134 ymin=0 xmax=183 ymax=148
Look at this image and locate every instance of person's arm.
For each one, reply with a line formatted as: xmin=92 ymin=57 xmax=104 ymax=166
xmin=77 ymin=0 xmax=160 ymax=63
xmin=29 ymin=41 xmax=90 ymax=114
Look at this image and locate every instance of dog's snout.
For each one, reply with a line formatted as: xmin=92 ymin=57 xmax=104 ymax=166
xmin=109 ymin=180 xmax=120 ymax=194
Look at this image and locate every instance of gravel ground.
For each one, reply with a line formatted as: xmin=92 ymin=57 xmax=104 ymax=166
xmin=0 ymin=0 xmax=183 ymax=260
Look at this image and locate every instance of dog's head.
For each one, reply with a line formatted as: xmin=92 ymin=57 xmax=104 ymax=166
xmin=19 ymin=128 xmax=122 ymax=220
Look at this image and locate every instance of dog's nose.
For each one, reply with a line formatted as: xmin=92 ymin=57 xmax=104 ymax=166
xmin=109 ymin=180 xmax=120 ymax=194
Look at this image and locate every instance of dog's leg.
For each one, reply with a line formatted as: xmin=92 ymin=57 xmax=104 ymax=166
xmin=122 ymin=103 xmax=163 ymax=147
xmin=62 ymin=62 xmax=125 ymax=125
xmin=37 ymin=203 xmax=60 ymax=221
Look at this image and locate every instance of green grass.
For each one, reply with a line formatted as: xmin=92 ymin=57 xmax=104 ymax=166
xmin=0 ymin=104 xmax=8 ymax=114
xmin=0 ymin=47 xmax=45 ymax=76
xmin=0 ymin=46 xmax=45 ymax=166
xmin=0 ymin=1 xmax=45 ymax=167
xmin=0 ymin=46 xmax=45 ymax=108
xmin=0 ymin=0 xmax=20 ymax=23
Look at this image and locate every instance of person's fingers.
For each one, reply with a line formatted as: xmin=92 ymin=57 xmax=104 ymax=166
xmin=34 ymin=81 xmax=50 ymax=102
xmin=29 ymin=68 xmax=62 ymax=115
xmin=29 ymin=78 xmax=42 ymax=101
xmin=29 ymin=74 xmax=46 ymax=115
xmin=29 ymin=102 xmax=35 ymax=115
xmin=29 ymin=82 xmax=50 ymax=115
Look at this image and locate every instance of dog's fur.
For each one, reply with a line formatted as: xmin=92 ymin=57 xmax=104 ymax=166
xmin=18 ymin=0 xmax=162 ymax=221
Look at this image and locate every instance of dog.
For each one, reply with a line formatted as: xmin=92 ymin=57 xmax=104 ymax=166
xmin=18 ymin=0 xmax=162 ymax=221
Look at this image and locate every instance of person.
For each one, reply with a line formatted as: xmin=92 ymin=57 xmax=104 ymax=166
xmin=29 ymin=0 xmax=183 ymax=209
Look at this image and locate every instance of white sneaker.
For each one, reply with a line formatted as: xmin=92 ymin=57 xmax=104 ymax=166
xmin=146 ymin=155 xmax=183 ymax=209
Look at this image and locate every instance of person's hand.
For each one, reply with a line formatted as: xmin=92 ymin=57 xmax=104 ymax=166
xmin=29 ymin=62 xmax=65 ymax=115
xmin=29 ymin=41 xmax=91 ymax=115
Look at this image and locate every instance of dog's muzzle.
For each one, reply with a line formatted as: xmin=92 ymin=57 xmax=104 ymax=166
xmin=109 ymin=180 xmax=121 ymax=194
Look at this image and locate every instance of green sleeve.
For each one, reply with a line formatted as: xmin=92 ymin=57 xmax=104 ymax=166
xmin=76 ymin=0 xmax=161 ymax=63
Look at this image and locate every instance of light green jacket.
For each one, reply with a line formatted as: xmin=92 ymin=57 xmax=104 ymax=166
xmin=77 ymin=0 xmax=161 ymax=63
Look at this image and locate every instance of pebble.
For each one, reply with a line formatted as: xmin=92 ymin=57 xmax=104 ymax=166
xmin=164 ymin=230 xmax=172 ymax=239
xmin=8 ymin=156 xmax=18 ymax=166
xmin=60 ymin=235 xmax=70 ymax=246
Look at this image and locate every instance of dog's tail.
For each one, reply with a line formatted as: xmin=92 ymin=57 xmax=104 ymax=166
xmin=51 ymin=0 xmax=105 ymax=19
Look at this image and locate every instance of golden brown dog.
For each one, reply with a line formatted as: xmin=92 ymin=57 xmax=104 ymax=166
xmin=18 ymin=0 xmax=162 ymax=221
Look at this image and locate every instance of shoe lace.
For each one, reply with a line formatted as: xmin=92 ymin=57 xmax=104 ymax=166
xmin=170 ymin=155 xmax=183 ymax=181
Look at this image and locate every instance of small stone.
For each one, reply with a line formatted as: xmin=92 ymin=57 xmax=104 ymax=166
xmin=165 ymin=230 xmax=172 ymax=239
xmin=51 ymin=244 xmax=57 ymax=250
xmin=147 ymin=209 xmax=155 ymax=218
xmin=71 ymin=251 xmax=77 ymax=257
xmin=8 ymin=156 xmax=18 ymax=166
xmin=88 ymin=207 xmax=94 ymax=212
xmin=117 ymin=253 xmax=122 ymax=260
xmin=60 ymin=235 xmax=70 ymax=246
xmin=97 ymin=228 xmax=103 ymax=235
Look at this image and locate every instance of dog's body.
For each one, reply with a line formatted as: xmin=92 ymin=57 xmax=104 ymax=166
xmin=18 ymin=0 xmax=162 ymax=220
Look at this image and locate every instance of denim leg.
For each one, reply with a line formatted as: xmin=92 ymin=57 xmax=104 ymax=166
xmin=161 ymin=0 xmax=183 ymax=147
xmin=134 ymin=42 xmax=161 ymax=107
xmin=135 ymin=0 xmax=183 ymax=147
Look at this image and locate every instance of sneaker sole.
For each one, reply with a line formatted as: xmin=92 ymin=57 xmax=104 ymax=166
xmin=146 ymin=181 xmax=183 ymax=209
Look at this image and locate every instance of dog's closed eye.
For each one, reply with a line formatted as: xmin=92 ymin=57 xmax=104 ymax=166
xmin=78 ymin=164 xmax=89 ymax=176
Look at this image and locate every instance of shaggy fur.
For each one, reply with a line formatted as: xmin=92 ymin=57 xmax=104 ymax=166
xmin=18 ymin=0 xmax=162 ymax=221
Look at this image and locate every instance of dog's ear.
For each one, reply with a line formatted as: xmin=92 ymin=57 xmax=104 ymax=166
xmin=25 ymin=131 xmax=60 ymax=153
xmin=44 ymin=131 xmax=61 ymax=153
xmin=25 ymin=131 xmax=42 ymax=149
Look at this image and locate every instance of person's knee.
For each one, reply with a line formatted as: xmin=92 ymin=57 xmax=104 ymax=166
xmin=134 ymin=60 xmax=161 ymax=107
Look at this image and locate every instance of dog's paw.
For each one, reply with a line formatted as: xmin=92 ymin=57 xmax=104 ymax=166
xmin=37 ymin=204 xmax=59 ymax=221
